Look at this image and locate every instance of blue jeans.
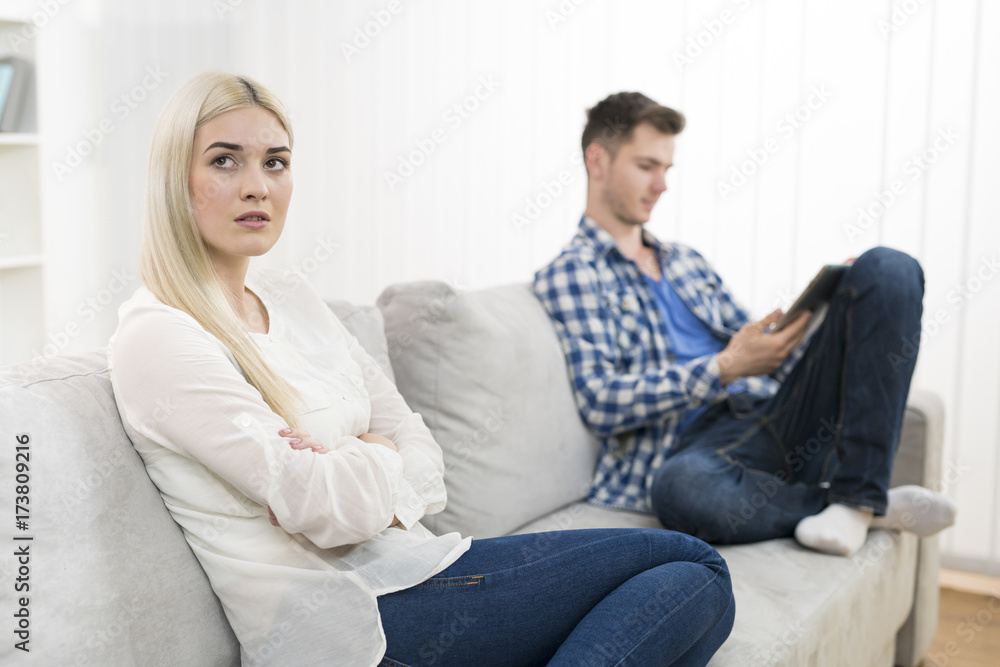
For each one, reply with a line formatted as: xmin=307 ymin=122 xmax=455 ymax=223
xmin=377 ymin=528 xmax=735 ymax=666
xmin=650 ymin=247 xmax=924 ymax=544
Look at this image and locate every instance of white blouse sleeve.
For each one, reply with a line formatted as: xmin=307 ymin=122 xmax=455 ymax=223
xmin=336 ymin=320 xmax=449 ymax=530
xmin=110 ymin=304 xmax=403 ymax=549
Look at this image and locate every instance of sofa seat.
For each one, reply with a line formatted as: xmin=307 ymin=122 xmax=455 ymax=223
xmin=377 ymin=281 xmax=944 ymax=667
xmin=514 ymin=501 xmax=917 ymax=666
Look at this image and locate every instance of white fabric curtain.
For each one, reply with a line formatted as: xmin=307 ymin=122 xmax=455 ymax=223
xmin=25 ymin=0 xmax=1000 ymax=574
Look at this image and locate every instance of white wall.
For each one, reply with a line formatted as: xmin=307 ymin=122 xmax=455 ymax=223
xmin=11 ymin=0 xmax=1000 ymax=573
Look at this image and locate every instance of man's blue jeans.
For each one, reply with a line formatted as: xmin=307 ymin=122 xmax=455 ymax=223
xmin=377 ymin=528 xmax=735 ymax=666
xmin=650 ymin=247 xmax=925 ymax=544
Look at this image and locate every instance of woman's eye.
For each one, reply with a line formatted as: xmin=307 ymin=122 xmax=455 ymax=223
xmin=213 ymin=155 xmax=235 ymax=168
xmin=265 ymin=157 xmax=288 ymax=170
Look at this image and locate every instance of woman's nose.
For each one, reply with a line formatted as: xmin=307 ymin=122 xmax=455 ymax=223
xmin=241 ymin=167 xmax=269 ymax=200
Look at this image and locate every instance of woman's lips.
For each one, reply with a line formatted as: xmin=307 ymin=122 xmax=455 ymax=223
xmin=236 ymin=219 xmax=269 ymax=229
xmin=235 ymin=212 xmax=270 ymax=229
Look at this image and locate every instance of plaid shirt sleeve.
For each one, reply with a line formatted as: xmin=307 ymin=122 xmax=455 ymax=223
xmin=703 ymin=258 xmax=752 ymax=333
xmin=534 ymin=252 xmax=729 ymax=438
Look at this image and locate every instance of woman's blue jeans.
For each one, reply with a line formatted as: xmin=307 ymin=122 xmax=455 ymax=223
xmin=377 ymin=528 xmax=735 ymax=666
xmin=650 ymin=247 xmax=925 ymax=544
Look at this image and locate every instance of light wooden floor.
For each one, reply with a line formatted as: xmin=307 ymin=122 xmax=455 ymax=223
xmin=923 ymin=572 xmax=1000 ymax=667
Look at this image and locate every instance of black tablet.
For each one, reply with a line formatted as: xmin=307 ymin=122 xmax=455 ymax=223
xmin=774 ymin=264 xmax=850 ymax=331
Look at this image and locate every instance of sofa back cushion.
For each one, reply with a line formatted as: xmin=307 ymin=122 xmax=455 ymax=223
xmin=0 ymin=351 xmax=240 ymax=666
xmin=377 ymin=281 xmax=600 ymax=538
xmin=326 ymin=299 xmax=395 ymax=383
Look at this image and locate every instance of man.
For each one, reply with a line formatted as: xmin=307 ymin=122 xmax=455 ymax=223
xmin=533 ymin=92 xmax=955 ymax=556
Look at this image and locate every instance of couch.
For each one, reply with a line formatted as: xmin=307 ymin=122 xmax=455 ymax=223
xmin=0 ymin=280 xmax=943 ymax=666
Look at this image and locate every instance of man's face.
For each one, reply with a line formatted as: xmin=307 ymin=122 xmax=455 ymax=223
xmin=597 ymin=123 xmax=675 ymax=227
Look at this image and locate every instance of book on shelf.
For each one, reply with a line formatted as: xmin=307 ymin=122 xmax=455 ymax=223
xmin=0 ymin=57 xmax=32 ymax=133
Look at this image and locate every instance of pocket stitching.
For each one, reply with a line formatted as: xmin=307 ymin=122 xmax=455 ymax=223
xmin=411 ymin=574 xmax=484 ymax=589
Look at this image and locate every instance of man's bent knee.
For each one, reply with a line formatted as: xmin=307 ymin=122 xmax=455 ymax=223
xmin=853 ymin=247 xmax=924 ymax=292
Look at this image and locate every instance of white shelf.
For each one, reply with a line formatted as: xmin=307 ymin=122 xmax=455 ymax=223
xmin=0 ymin=15 xmax=43 ymax=367
xmin=0 ymin=254 xmax=43 ymax=270
xmin=0 ymin=133 xmax=39 ymax=145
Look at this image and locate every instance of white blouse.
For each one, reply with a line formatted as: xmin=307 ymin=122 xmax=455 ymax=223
xmin=108 ymin=268 xmax=471 ymax=667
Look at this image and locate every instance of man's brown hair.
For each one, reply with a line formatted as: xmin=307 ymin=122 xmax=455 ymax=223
xmin=581 ymin=92 xmax=685 ymax=162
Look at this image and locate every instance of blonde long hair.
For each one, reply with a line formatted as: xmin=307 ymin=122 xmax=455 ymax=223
xmin=140 ymin=71 xmax=301 ymax=426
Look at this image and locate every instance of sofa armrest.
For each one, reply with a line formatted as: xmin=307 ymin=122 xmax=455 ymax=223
xmin=893 ymin=388 xmax=945 ymax=667
xmin=891 ymin=388 xmax=945 ymax=490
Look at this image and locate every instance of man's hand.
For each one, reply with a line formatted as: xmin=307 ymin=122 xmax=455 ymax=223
xmin=358 ymin=432 xmax=399 ymax=452
xmin=717 ymin=309 xmax=811 ymax=384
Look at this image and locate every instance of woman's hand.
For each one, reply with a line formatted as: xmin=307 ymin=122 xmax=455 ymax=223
xmin=358 ymin=432 xmax=398 ymax=452
xmin=267 ymin=430 xmax=401 ymax=529
xmin=268 ymin=427 xmax=329 ymax=527
xmin=279 ymin=427 xmax=330 ymax=454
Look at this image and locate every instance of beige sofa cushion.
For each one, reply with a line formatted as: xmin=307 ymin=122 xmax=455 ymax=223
xmin=378 ymin=281 xmax=600 ymax=538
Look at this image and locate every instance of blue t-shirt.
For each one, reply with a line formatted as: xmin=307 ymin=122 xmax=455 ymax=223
xmin=644 ymin=274 xmax=734 ymax=433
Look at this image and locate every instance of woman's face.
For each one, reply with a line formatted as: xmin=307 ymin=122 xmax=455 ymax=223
xmin=188 ymin=106 xmax=292 ymax=269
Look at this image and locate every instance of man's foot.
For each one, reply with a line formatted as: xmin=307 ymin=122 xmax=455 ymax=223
xmin=871 ymin=485 xmax=957 ymax=537
xmin=794 ymin=504 xmax=873 ymax=556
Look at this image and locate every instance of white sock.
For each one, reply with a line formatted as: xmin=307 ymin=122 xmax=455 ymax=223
xmin=871 ymin=485 xmax=957 ymax=537
xmin=795 ymin=504 xmax=873 ymax=557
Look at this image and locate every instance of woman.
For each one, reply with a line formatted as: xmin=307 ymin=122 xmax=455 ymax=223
xmin=109 ymin=71 xmax=735 ymax=667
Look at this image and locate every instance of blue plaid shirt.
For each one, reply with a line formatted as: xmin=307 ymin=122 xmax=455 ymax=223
xmin=534 ymin=216 xmax=801 ymax=512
